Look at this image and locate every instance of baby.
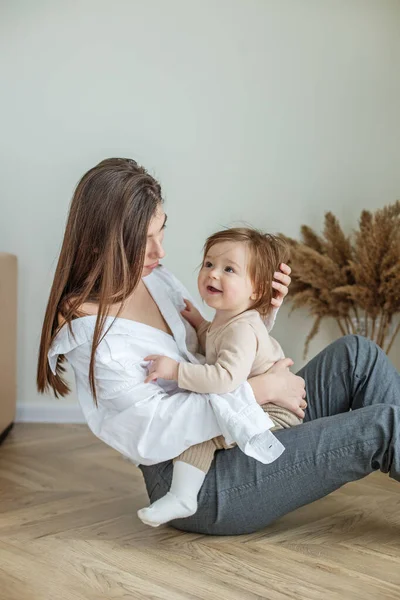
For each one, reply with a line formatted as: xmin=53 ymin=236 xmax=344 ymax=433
xmin=137 ymin=227 xmax=302 ymax=527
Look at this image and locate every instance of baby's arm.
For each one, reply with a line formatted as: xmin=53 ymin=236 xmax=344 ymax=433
xmin=144 ymin=300 xmax=210 ymax=383
xmin=196 ymin=320 xmax=209 ymax=353
xmin=144 ymin=355 xmax=180 ymax=383
xmin=144 ymin=322 xmax=257 ymax=392
xmin=178 ymin=322 xmax=258 ymax=394
xmin=181 ymin=299 xmax=209 ymax=353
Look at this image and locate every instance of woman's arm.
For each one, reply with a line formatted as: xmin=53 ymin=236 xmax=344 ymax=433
xmin=249 ymin=358 xmax=307 ymax=418
xmin=264 ymin=263 xmax=292 ymax=332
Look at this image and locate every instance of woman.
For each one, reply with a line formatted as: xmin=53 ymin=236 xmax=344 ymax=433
xmin=37 ymin=158 xmax=400 ymax=536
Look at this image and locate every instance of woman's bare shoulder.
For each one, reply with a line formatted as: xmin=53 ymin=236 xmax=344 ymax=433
xmin=57 ymin=301 xmax=100 ymax=327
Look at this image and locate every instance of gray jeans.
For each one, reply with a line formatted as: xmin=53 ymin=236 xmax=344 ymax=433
xmin=139 ymin=336 xmax=400 ymax=535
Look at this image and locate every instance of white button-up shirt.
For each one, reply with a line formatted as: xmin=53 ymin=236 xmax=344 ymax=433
xmin=48 ymin=266 xmax=285 ymax=466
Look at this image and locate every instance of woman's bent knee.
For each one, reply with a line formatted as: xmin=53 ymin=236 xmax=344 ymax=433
xmin=330 ymin=335 xmax=382 ymax=365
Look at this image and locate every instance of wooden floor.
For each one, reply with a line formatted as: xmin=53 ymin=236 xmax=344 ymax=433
xmin=0 ymin=425 xmax=399 ymax=600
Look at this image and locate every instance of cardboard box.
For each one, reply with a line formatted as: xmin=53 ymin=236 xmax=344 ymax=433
xmin=0 ymin=253 xmax=17 ymax=443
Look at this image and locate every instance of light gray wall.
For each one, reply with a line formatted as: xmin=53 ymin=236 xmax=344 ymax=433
xmin=1 ymin=0 xmax=399 ymax=414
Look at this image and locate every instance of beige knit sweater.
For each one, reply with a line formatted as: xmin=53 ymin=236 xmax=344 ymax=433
xmin=179 ymin=310 xmax=283 ymax=393
xmin=178 ymin=310 xmax=302 ymax=431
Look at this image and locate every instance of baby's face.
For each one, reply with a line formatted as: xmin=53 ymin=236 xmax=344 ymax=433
xmin=198 ymin=241 xmax=256 ymax=313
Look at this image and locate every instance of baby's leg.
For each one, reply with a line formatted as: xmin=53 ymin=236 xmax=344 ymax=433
xmin=137 ymin=440 xmax=216 ymax=527
xmin=263 ymin=403 xmax=303 ymax=431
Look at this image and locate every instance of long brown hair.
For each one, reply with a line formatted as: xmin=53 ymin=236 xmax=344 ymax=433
xmin=203 ymin=227 xmax=289 ymax=317
xmin=37 ymin=158 xmax=162 ymax=403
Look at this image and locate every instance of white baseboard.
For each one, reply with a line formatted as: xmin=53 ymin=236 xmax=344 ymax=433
xmin=16 ymin=402 xmax=85 ymax=423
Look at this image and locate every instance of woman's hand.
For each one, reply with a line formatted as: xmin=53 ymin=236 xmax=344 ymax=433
xmin=271 ymin=263 xmax=291 ymax=308
xmin=144 ymin=355 xmax=179 ymax=383
xmin=248 ymin=358 xmax=307 ymax=419
xmin=181 ymin=299 xmax=205 ymax=330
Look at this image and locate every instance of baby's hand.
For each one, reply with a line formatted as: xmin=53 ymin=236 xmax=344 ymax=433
xmin=181 ymin=299 xmax=205 ymax=330
xmin=144 ymin=355 xmax=179 ymax=383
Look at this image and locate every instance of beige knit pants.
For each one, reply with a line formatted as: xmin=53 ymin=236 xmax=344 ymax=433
xmin=175 ymin=405 xmax=302 ymax=473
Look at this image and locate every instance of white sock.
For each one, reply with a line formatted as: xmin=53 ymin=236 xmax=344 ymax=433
xmin=170 ymin=460 xmax=206 ymax=499
xmin=137 ymin=461 xmax=206 ymax=527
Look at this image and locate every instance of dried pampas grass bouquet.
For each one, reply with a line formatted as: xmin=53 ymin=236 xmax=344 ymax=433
xmin=282 ymin=201 xmax=400 ymax=359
